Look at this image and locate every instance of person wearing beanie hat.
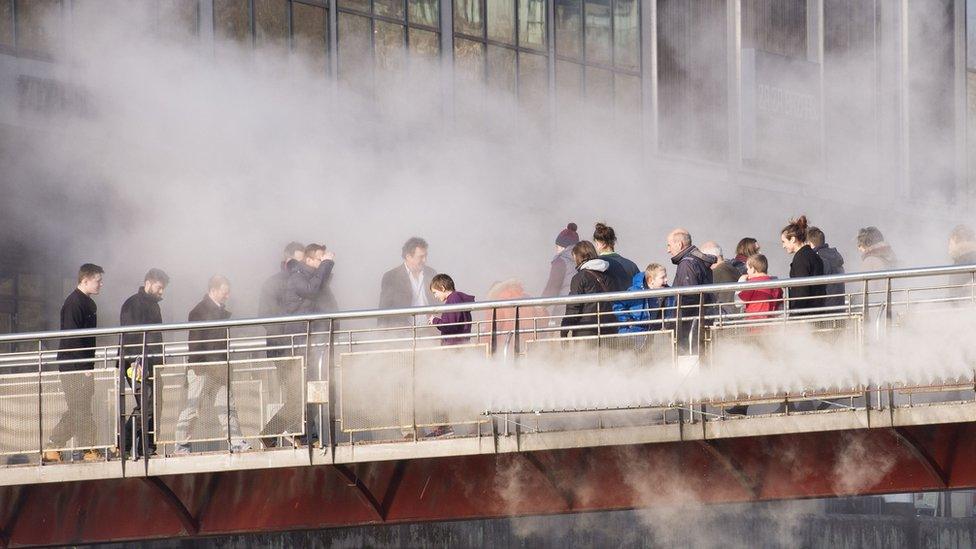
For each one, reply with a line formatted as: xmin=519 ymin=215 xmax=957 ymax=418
xmin=541 ymin=223 xmax=580 ymax=323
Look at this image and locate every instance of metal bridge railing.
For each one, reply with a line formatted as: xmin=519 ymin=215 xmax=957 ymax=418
xmin=0 ymin=263 xmax=973 ymax=466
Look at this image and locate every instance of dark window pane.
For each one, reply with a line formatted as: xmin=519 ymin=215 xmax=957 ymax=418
xmin=338 ymin=0 xmax=371 ymax=15
xmin=293 ymin=3 xmax=328 ymax=71
xmin=487 ymin=0 xmax=515 ymax=45
xmin=214 ymin=0 xmax=249 ymax=43
xmin=158 ymin=0 xmax=199 ymax=39
xmin=554 ymin=0 xmax=581 ymax=60
xmin=255 ymin=0 xmax=288 ymax=50
xmin=584 ymin=0 xmax=610 ymax=65
xmin=409 ymin=0 xmax=439 ymax=27
xmin=375 ymin=20 xmax=405 ymax=76
xmin=1 ymin=0 xmax=15 ymax=47
xmin=518 ymin=0 xmax=545 ymax=51
xmin=375 ymin=0 xmax=405 ymax=20
xmin=454 ymin=37 xmax=486 ymax=114
xmin=613 ymin=0 xmax=639 ymax=70
xmin=408 ymin=27 xmax=440 ymax=60
xmin=338 ymin=12 xmax=373 ymax=90
xmin=454 ymin=0 xmax=483 ymax=38
xmin=487 ymin=45 xmax=516 ymax=94
xmin=15 ymin=0 xmax=61 ymax=55
xmin=518 ymin=51 xmax=547 ymax=112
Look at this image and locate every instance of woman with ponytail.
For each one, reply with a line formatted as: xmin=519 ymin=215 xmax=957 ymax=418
xmin=780 ymin=215 xmax=826 ymax=314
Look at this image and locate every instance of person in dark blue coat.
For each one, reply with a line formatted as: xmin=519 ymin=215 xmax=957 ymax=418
xmin=613 ymin=264 xmax=676 ymax=333
xmin=667 ymin=228 xmax=716 ymax=352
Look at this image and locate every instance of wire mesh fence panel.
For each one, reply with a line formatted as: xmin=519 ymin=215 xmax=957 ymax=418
xmin=413 ymin=344 xmax=490 ymax=428
xmin=255 ymin=356 xmax=305 ymax=439
xmin=598 ymin=330 xmax=675 ymax=368
xmin=0 ymin=372 xmax=41 ymax=455
xmin=155 ymin=361 xmax=230 ymax=445
xmin=339 ymin=348 xmax=413 ymax=432
xmin=40 ymin=368 xmax=117 ymax=452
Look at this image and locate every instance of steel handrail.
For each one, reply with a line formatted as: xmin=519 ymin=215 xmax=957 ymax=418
xmin=0 ymin=263 xmax=973 ymax=344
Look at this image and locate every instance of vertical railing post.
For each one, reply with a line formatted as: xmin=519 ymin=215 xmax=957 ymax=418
xmin=512 ymin=306 xmax=521 ymax=357
xmin=302 ymin=321 xmax=312 ymax=448
xmin=37 ymin=339 xmax=43 ymax=461
xmin=489 ymin=308 xmax=498 ymax=355
xmin=674 ymin=293 xmax=683 ymax=355
xmin=140 ymin=332 xmax=149 ymax=469
xmin=225 ymin=327 xmax=232 ymax=453
xmin=117 ymin=333 xmax=126 ymax=473
xmin=696 ymin=293 xmax=705 ymax=355
xmin=327 ymin=318 xmax=337 ymax=461
xmin=884 ymin=277 xmax=893 ymax=333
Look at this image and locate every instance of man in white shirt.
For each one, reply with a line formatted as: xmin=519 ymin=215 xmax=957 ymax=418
xmin=378 ymin=237 xmax=438 ymax=328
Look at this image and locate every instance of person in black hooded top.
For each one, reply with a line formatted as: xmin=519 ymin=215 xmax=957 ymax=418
xmin=780 ymin=215 xmax=826 ymax=314
xmin=592 ymin=222 xmax=640 ymax=292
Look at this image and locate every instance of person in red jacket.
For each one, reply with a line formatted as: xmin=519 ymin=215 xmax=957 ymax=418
xmin=735 ymin=254 xmax=783 ymax=321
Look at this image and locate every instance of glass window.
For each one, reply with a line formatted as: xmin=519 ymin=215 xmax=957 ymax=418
xmin=967 ymin=0 xmax=975 ymax=70
xmin=0 ymin=1 xmax=14 ymax=47
xmin=518 ymin=51 xmax=547 ymax=111
xmin=487 ymin=0 xmax=515 ymax=45
xmin=584 ymin=65 xmax=612 ymax=105
xmin=556 ymin=59 xmax=583 ymax=109
xmin=487 ymin=45 xmax=516 ymax=94
xmin=375 ymin=0 xmax=405 ymax=20
xmin=408 ymin=27 xmax=440 ymax=60
xmin=454 ymin=37 xmax=485 ymax=84
xmin=613 ymin=0 xmax=639 ymax=71
xmin=157 ymin=0 xmax=200 ymax=39
xmin=15 ymin=0 xmax=62 ymax=55
xmin=375 ymin=20 xmax=406 ymax=74
xmin=554 ymin=0 xmax=581 ymax=60
xmin=338 ymin=0 xmax=371 ymax=15
xmin=293 ymin=2 xmax=328 ymax=70
xmin=584 ymin=0 xmax=611 ymax=65
xmin=518 ymin=0 xmax=545 ymax=51
xmin=254 ymin=0 xmax=288 ymax=50
xmin=409 ymin=0 xmax=439 ymax=27
xmin=213 ymin=0 xmax=249 ymax=43
xmin=338 ymin=12 xmax=373 ymax=88
xmin=614 ymin=72 xmax=640 ymax=126
xmin=454 ymin=0 xmax=484 ymax=38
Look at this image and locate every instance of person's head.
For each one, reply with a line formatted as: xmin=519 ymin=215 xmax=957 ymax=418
xmin=948 ymin=225 xmax=976 ymax=259
xmin=644 ymin=263 xmax=668 ymax=289
xmin=592 ymin=223 xmax=617 ymax=253
xmin=736 ymin=237 xmax=760 ymax=258
xmin=77 ymin=263 xmax=104 ymax=296
xmin=806 ymin=227 xmax=825 ymax=248
xmin=780 ymin=215 xmax=810 ymax=254
xmin=666 ymin=229 xmax=692 ymax=257
xmin=746 ymin=254 xmax=768 ymax=276
xmin=304 ymin=243 xmax=326 ymax=268
xmin=571 ymin=241 xmax=599 ymax=267
xmin=429 ymin=273 xmax=456 ymax=302
xmin=856 ymin=226 xmax=885 ymax=252
xmin=401 ymin=237 xmax=429 ymax=274
xmin=284 ymin=241 xmax=305 ymax=262
xmin=700 ymin=241 xmax=723 ymax=263
xmin=208 ymin=275 xmax=231 ymax=305
xmin=143 ymin=268 xmax=170 ymax=300
xmin=555 ymin=222 xmax=579 ymax=253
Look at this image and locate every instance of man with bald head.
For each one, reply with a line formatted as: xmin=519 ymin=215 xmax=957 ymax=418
xmin=667 ymin=229 xmax=717 ymax=352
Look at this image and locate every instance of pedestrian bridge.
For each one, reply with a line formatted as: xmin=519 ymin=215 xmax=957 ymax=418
xmin=1 ymin=265 xmax=976 ymax=547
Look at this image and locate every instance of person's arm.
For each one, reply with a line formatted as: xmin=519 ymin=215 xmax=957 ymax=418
xmin=673 ymin=259 xmax=693 ymax=288
xmin=560 ymin=274 xmax=584 ymax=336
xmin=432 ymin=310 xmax=465 ymax=335
xmin=541 ymin=259 xmax=566 ymax=298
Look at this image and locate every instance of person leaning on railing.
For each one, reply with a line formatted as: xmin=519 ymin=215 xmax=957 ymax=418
xmin=44 ymin=263 xmax=104 ymax=463
xmin=560 ymin=241 xmax=617 ymax=338
xmin=612 ymin=263 xmax=676 ymax=333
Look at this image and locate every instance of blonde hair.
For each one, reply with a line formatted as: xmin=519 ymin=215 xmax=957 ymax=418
xmin=746 ymin=254 xmax=768 ymax=274
xmin=644 ymin=263 xmax=666 ymax=278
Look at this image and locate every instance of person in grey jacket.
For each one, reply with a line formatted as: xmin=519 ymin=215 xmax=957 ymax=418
xmin=807 ymin=227 xmax=846 ymax=309
xmin=541 ymin=223 xmax=580 ymax=322
xmin=283 ymin=243 xmax=335 ymax=315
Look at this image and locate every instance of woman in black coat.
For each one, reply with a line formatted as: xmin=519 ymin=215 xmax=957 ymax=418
xmin=780 ymin=215 xmax=826 ymax=314
xmin=560 ymin=240 xmax=618 ymax=337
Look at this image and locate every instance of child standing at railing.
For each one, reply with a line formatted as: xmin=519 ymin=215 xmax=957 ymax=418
xmin=428 ymin=274 xmax=476 ymax=346
xmin=734 ymin=254 xmax=783 ymax=321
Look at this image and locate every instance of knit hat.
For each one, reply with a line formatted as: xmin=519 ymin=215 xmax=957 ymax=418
xmin=555 ymin=223 xmax=579 ymax=247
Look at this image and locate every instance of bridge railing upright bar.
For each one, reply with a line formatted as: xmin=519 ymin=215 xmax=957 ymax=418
xmin=0 ymin=264 xmax=974 ymax=463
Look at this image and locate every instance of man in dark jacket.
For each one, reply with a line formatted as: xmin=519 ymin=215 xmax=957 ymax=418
xmin=119 ymin=268 xmax=169 ymax=458
xmin=174 ymin=276 xmax=249 ymax=453
xmin=807 ymin=227 xmax=846 ymax=309
xmin=283 ymin=243 xmax=336 ymax=316
xmin=668 ymin=229 xmax=716 ymax=353
xmin=378 ymin=237 xmax=438 ymax=329
xmin=45 ymin=263 xmax=104 ymax=463
xmin=258 ymin=242 xmax=304 ymax=358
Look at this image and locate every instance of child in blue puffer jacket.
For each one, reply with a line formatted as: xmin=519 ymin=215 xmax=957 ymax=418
xmin=613 ymin=264 xmax=676 ymax=333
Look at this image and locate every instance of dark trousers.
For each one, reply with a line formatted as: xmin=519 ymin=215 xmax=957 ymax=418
xmin=48 ymin=371 xmax=95 ymax=448
xmin=124 ymin=377 xmax=155 ymax=456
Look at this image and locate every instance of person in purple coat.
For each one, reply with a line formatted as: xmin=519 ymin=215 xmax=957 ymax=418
xmin=428 ymin=274 xmax=476 ymax=346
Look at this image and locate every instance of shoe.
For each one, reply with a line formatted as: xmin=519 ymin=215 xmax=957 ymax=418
xmin=82 ymin=449 xmax=103 ymax=462
xmin=425 ymin=426 xmax=455 ymax=439
xmin=42 ymin=450 xmax=62 ymax=463
xmin=260 ymin=436 xmax=278 ymax=449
